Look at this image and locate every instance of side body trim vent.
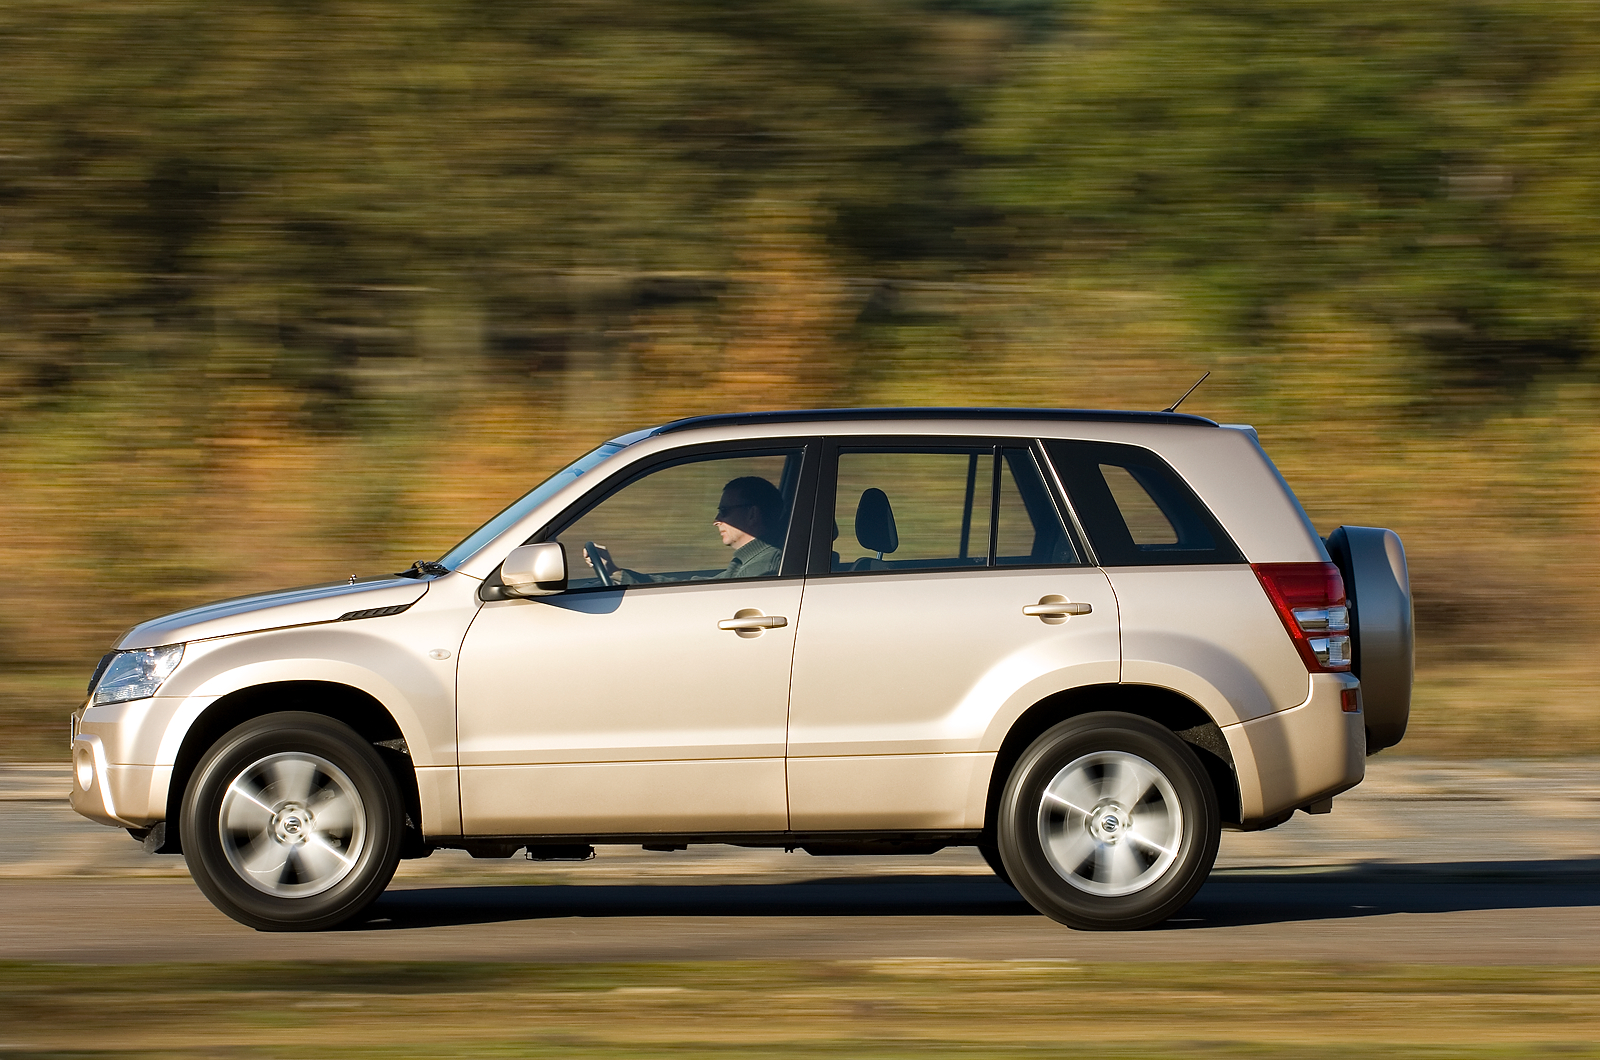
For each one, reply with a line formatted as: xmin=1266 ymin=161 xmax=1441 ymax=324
xmin=339 ymin=603 xmax=415 ymax=622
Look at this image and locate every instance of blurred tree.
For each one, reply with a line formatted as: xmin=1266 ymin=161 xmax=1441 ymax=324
xmin=0 ymin=0 xmax=1028 ymax=427
xmin=977 ymin=0 xmax=1600 ymax=397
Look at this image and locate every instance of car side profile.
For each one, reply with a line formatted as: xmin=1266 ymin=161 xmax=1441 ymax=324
xmin=69 ymin=407 xmax=1413 ymax=931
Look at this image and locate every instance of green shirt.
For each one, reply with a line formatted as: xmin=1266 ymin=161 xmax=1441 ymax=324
xmin=708 ymin=538 xmax=783 ymax=580
xmin=614 ymin=538 xmax=783 ymax=584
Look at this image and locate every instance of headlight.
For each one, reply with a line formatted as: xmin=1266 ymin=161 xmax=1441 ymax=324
xmin=90 ymin=644 xmax=185 ymax=706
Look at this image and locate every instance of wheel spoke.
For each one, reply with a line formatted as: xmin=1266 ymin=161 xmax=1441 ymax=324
xmin=1042 ymin=788 xmax=1093 ymax=818
xmin=1125 ymin=824 xmax=1175 ymax=858
xmin=312 ymin=794 xmax=356 ymax=837
xmin=1102 ymin=838 xmax=1143 ymax=888
xmin=1105 ymin=757 xmax=1154 ymax=810
xmin=296 ymin=834 xmax=353 ymax=882
xmin=1048 ymin=769 xmax=1099 ymax=817
xmin=266 ymin=755 xmax=322 ymax=804
xmin=239 ymin=832 xmax=289 ymax=879
xmin=1045 ymin=821 xmax=1098 ymax=875
xmin=222 ymin=780 xmax=275 ymax=831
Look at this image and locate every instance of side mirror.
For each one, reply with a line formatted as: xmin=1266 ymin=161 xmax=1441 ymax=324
xmin=501 ymin=542 xmax=567 ymax=597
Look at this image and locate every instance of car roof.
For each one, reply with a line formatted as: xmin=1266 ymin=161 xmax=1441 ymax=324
xmin=641 ymin=407 xmax=1218 ymax=439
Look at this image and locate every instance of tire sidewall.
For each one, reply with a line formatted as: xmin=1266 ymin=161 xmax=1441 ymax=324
xmin=998 ymin=712 xmax=1220 ymax=930
xmin=182 ymin=712 xmax=403 ymax=931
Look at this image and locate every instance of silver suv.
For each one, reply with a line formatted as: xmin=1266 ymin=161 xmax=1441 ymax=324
xmin=69 ymin=408 xmax=1413 ymax=931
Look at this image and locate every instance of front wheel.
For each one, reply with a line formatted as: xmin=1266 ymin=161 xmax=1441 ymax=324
xmin=997 ymin=712 xmax=1220 ymax=930
xmin=181 ymin=712 xmax=403 ymax=931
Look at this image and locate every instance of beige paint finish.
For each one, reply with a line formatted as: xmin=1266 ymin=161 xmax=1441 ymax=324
xmin=787 ymin=566 xmax=1119 ymax=763
xmin=117 ymin=577 xmax=430 ymax=650
xmin=455 ymin=579 xmax=802 ymax=833
xmin=459 ymin=759 xmax=787 ymax=834
xmin=787 ymin=752 xmax=995 ymax=831
xmin=76 ymin=573 xmax=485 ymax=837
xmin=1111 ymin=565 xmax=1310 ymax=725
xmin=1225 ymin=672 xmax=1365 ymax=821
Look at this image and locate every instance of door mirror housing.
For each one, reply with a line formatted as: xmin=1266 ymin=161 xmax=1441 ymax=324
xmin=501 ymin=542 xmax=567 ymax=597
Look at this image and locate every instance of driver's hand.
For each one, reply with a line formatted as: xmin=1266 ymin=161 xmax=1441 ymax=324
xmin=584 ymin=544 xmax=614 ymax=570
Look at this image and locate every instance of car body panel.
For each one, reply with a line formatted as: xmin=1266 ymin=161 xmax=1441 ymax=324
xmin=1109 ymin=565 xmax=1311 ymax=725
xmin=117 ymin=577 xmax=431 ymax=650
xmin=456 ymin=579 xmax=803 ymax=833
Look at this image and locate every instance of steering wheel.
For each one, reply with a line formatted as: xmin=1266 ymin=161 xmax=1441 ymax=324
xmin=583 ymin=542 xmax=614 ymax=587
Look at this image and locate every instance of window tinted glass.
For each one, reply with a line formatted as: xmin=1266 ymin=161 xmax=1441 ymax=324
xmin=437 ymin=442 xmax=622 ymax=569
xmin=555 ymin=450 xmax=801 ymax=587
xmin=831 ymin=450 xmax=991 ymax=573
xmin=1100 ymin=465 xmax=1179 ymax=546
xmin=996 ymin=448 xmax=1078 ymax=566
xmin=1044 ymin=439 xmax=1242 ymax=566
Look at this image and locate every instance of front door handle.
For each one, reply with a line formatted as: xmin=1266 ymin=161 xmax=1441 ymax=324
xmin=1023 ymin=596 xmax=1092 ymax=623
xmin=718 ymin=609 xmax=788 ymax=637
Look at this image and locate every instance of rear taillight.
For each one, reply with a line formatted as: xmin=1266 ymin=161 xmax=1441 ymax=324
xmin=1252 ymin=562 xmax=1352 ymax=673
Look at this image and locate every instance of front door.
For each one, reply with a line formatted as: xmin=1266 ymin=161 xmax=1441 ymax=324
xmin=785 ymin=442 xmax=1120 ymax=831
xmin=456 ymin=445 xmax=811 ymax=835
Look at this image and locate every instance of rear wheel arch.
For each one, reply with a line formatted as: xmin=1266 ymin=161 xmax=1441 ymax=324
xmin=163 ymin=681 xmax=421 ymax=854
xmin=985 ymin=684 xmax=1241 ymax=838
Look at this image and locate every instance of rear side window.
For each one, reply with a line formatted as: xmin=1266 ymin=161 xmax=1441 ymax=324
xmin=1044 ymin=440 xmax=1243 ymax=566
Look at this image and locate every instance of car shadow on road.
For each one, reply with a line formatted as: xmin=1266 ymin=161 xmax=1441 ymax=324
xmin=1171 ymin=858 xmax=1600 ymax=929
xmin=351 ymin=858 xmax=1600 ymax=931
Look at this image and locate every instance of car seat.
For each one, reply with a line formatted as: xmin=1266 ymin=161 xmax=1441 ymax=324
xmin=852 ymin=488 xmax=899 ymax=570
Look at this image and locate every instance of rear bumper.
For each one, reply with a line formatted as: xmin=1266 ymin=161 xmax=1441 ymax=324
xmin=1224 ymin=672 xmax=1365 ymax=824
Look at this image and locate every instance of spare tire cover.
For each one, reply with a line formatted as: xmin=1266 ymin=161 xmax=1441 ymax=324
xmin=1325 ymin=526 xmax=1414 ymax=752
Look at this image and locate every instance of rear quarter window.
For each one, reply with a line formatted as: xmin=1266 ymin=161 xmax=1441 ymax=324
xmin=1044 ymin=439 xmax=1244 ymax=566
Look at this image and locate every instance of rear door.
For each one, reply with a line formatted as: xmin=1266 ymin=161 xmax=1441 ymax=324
xmin=785 ymin=439 xmax=1120 ymax=831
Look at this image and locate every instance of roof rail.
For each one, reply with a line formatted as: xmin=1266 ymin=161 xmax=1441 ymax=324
xmin=651 ymin=406 xmax=1219 ymax=436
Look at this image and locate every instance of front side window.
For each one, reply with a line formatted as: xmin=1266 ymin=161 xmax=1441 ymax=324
xmin=828 ymin=445 xmax=1077 ymax=574
xmin=438 ymin=442 xmax=624 ymax=569
xmin=1044 ymin=439 xmax=1243 ymax=566
xmin=554 ymin=450 xmax=802 ymax=588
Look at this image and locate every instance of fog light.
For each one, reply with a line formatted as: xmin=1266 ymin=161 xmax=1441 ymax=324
xmin=74 ymin=744 xmax=96 ymax=790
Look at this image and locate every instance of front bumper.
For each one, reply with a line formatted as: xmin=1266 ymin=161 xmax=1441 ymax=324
xmin=69 ymin=734 xmax=137 ymax=828
xmin=70 ymin=732 xmax=168 ymax=829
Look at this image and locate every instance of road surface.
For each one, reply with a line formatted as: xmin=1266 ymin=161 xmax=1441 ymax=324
xmin=3 ymin=758 xmax=1596 ymax=964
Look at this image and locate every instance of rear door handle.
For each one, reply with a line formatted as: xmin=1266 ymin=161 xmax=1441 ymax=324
xmin=718 ymin=613 xmax=788 ymax=631
xmin=1023 ymin=596 xmax=1092 ymax=622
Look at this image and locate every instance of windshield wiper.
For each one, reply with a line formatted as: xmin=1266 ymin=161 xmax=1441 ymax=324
xmin=394 ymin=560 xmax=450 ymax=578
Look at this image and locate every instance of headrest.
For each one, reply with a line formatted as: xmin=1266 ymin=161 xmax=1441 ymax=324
xmin=855 ymin=488 xmax=899 ymax=555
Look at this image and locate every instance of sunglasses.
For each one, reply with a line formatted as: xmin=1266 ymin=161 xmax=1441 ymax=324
xmin=715 ymin=502 xmax=753 ymax=519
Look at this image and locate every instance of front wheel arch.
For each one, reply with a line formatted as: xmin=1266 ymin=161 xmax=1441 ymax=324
xmin=163 ymin=682 xmax=420 ymax=855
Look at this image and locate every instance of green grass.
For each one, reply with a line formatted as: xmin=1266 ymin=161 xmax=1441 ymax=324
xmin=2 ymin=960 xmax=1599 ymax=1057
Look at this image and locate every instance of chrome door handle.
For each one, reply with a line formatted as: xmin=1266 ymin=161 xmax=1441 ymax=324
xmin=1023 ymin=596 xmax=1092 ymax=622
xmin=718 ymin=614 xmax=788 ymax=631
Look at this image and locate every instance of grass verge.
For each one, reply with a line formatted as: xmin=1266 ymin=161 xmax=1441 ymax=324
xmin=1 ymin=960 xmax=1598 ymax=1057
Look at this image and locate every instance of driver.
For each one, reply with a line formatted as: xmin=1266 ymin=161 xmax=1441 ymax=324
xmin=587 ymin=476 xmax=784 ymax=583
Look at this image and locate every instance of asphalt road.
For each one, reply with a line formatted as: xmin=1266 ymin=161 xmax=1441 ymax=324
xmin=4 ymin=759 xmax=1597 ymax=965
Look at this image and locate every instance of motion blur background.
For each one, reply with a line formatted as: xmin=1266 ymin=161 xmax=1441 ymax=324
xmin=4 ymin=0 xmax=1598 ymax=759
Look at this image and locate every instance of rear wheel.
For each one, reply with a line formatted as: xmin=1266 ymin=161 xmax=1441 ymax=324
xmin=181 ymin=712 xmax=403 ymax=931
xmin=997 ymin=712 xmax=1219 ymax=930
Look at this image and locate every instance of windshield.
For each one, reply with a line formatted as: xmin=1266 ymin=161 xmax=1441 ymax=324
xmin=436 ymin=442 xmax=625 ymax=569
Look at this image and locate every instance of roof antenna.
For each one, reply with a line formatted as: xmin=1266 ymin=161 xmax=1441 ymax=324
xmin=1162 ymin=371 xmax=1210 ymax=413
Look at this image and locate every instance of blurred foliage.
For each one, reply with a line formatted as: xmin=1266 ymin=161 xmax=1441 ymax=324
xmin=3 ymin=0 xmax=1600 ymax=756
xmin=5 ymin=959 xmax=1600 ymax=1056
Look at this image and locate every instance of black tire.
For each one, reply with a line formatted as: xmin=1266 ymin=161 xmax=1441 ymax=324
xmin=977 ymin=841 xmax=1014 ymax=888
xmin=181 ymin=712 xmax=403 ymax=931
xmin=996 ymin=712 xmax=1220 ymax=930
